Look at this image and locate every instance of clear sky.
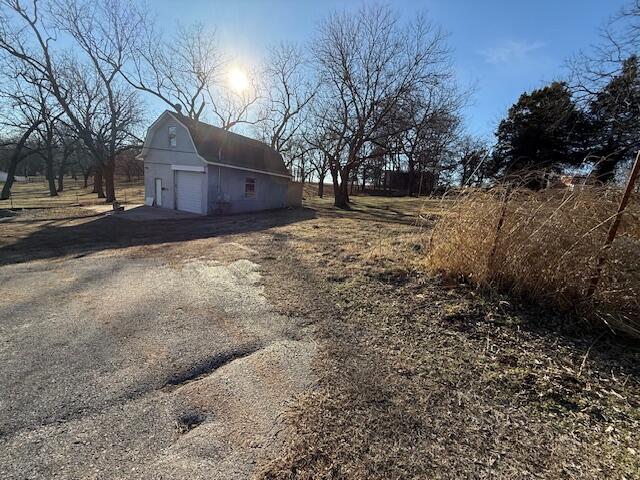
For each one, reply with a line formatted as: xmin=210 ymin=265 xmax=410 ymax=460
xmin=151 ymin=0 xmax=629 ymax=140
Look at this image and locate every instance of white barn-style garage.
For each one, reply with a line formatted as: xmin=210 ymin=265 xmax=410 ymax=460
xmin=137 ymin=110 xmax=301 ymax=215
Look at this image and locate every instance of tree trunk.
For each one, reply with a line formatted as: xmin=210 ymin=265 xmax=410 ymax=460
xmin=383 ymin=162 xmax=389 ymax=192
xmin=336 ymin=180 xmax=350 ymax=208
xmin=318 ymin=173 xmax=325 ymax=198
xmin=407 ymin=157 xmax=416 ymax=196
xmin=333 ymin=169 xmax=350 ymax=209
xmin=94 ymin=169 xmax=105 ymax=198
xmin=104 ymin=159 xmax=116 ymax=202
xmin=45 ymin=154 xmax=58 ymax=197
xmin=0 ymin=154 xmax=20 ymax=200
xmin=57 ymin=160 xmax=65 ymax=192
xmin=330 ymin=169 xmax=342 ymax=208
xmin=83 ymin=171 xmax=90 ymax=188
xmin=0 ymin=120 xmax=42 ymax=200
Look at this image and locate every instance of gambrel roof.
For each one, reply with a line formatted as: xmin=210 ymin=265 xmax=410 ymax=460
xmin=138 ymin=110 xmax=291 ymax=179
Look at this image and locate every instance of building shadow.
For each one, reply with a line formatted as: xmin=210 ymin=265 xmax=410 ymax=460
xmin=0 ymin=206 xmax=317 ymax=267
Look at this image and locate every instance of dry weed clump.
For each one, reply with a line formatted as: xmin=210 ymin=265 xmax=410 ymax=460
xmin=425 ymin=186 xmax=640 ymax=337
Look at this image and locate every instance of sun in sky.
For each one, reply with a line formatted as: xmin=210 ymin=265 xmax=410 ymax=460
xmin=227 ymin=67 xmax=249 ymax=93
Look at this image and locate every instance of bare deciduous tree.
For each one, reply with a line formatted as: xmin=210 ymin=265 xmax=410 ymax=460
xmin=258 ymin=42 xmax=317 ymax=155
xmin=30 ymin=81 xmax=64 ymax=196
xmin=569 ymin=1 xmax=640 ymax=181
xmin=207 ymin=66 xmax=261 ymax=130
xmin=457 ymin=134 xmax=489 ymax=187
xmin=54 ymin=124 xmax=79 ymax=192
xmin=0 ymin=63 xmax=45 ymax=199
xmin=51 ymin=0 xmax=144 ymax=201
xmin=0 ymin=0 xmax=144 ymax=202
xmin=311 ymin=6 xmax=452 ymax=208
xmin=125 ymin=22 xmax=222 ymax=121
xmin=570 ymin=0 xmax=639 ymax=97
xmin=126 ymin=21 xmax=261 ymax=130
xmin=397 ymin=85 xmax=463 ymax=195
xmin=307 ymin=147 xmax=330 ymax=197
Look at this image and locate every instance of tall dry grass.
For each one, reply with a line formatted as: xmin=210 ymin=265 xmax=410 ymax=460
xmin=425 ymin=185 xmax=640 ymax=337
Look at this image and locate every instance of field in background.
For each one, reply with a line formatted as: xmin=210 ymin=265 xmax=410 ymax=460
xmin=3 ymin=177 xmax=638 ymax=339
xmin=305 ymin=193 xmax=447 ymax=221
xmin=2 ymin=177 xmax=449 ymax=220
xmin=0 ymin=177 xmax=144 ymax=210
xmin=303 ymin=182 xmax=450 ymax=221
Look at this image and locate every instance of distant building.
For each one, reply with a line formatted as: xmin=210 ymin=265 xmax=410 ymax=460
xmin=559 ymin=175 xmax=592 ymax=190
xmin=382 ymin=169 xmax=436 ymax=195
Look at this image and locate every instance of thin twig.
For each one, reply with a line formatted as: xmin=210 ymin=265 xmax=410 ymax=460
xmin=577 ymin=331 xmax=607 ymax=378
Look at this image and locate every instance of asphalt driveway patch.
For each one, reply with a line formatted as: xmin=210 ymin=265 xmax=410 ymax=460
xmin=0 ymin=214 xmax=317 ymax=479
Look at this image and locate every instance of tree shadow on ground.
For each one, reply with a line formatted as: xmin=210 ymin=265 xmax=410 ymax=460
xmin=311 ymin=202 xmax=432 ymax=227
xmin=438 ymin=284 xmax=640 ymax=387
xmin=0 ymin=206 xmax=318 ymax=267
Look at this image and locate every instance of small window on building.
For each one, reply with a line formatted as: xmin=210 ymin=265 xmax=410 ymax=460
xmin=168 ymin=126 xmax=177 ymax=147
xmin=245 ymin=177 xmax=256 ymax=198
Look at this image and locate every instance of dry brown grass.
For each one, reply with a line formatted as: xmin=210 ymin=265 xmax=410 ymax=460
xmin=254 ymin=198 xmax=640 ymax=479
xmin=425 ymin=186 xmax=640 ymax=337
xmin=0 ymin=176 xmax=144 ymax=209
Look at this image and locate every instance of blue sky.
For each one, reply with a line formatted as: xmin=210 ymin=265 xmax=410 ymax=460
xmin=152 ymin=0 xmax=629 ymax=140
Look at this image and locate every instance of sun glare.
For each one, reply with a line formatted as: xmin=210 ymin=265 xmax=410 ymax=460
xmin=228 ymin=67 xmax=249 ymax=93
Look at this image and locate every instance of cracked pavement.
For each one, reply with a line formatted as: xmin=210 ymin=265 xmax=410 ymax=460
xmin=0 ymin=227 xmax=317 ymax=480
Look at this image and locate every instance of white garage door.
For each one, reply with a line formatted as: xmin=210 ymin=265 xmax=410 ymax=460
xmin=175 ymin=171 xmax=203 ymax=214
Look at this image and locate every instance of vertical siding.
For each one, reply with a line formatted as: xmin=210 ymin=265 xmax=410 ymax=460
xmin=142 ymin=112 xmax=291 ymax=216
xmin=143 ymin=114 xmax=208 ymax=213
xmin=145 ymin=115 xmax=199 ymax=163
xmin=144 ymin=163 xmax=174 ymax=209
xmin=207 ymin=166 xmax=289 ymax=214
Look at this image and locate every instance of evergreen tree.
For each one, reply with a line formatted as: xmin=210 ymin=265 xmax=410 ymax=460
xmin=588 ymin=56 xmax=640 ymax=182
xmin=491 ymin=82 xmax=589 ymax=186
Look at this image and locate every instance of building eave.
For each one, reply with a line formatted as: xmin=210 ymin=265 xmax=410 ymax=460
xmin=200 ymin=155 xmax=292 ymax=179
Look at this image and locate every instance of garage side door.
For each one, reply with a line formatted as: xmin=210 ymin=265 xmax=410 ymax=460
xmin=175 ymin=171 xmax=203 ymax=214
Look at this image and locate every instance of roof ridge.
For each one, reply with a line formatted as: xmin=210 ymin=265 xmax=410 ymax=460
xmin=162 ymin=110 xmax=290 ymax=177
xmin=168 ymin=110 xmax=274 ymax=152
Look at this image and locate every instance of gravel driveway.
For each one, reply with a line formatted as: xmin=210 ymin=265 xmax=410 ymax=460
xmin=0 ymin=211 xmax=317 ymax=479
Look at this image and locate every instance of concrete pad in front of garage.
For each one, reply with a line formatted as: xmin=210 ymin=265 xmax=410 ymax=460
xmin=106 ymin=205 xmax=202 ymax=222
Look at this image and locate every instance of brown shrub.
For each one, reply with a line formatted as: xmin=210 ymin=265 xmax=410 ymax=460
xmin=424 ymin=186 xmax=640 ymax=337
